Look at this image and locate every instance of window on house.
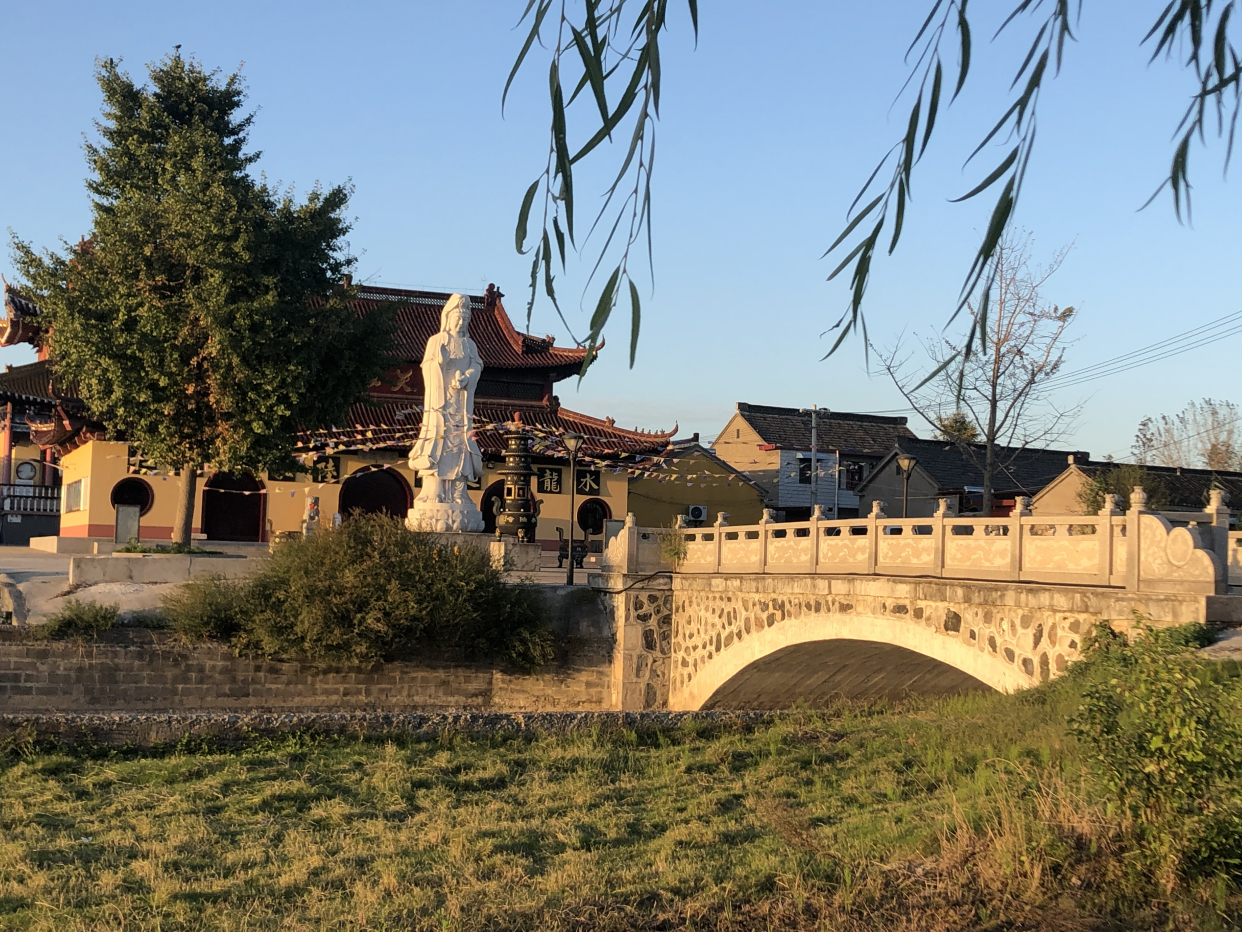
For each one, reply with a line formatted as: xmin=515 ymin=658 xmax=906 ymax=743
xmin=798 ymin=460 xmax=812 ymax=484
xmin=63 ymin=478 xmax=85 ymax=513
xmin=736 ymin=428 xmax=740 ymax=439
xmin=843 ymin=462 xmax=865 ymax=491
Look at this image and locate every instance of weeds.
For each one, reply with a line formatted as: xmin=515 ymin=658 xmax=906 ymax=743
xmin=34 ymin=599 xmax=119 ymax=639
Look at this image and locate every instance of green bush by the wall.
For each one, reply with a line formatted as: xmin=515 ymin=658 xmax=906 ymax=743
xmin=35 ymin=599 xmax=120 ymax=639
xmin=1069 ymin=617 xmax=1242 ymax=892
xmin=163 ymin=514 xmax=555 ymax=669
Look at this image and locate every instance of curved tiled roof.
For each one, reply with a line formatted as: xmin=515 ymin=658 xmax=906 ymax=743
xmin=1 ymin=285 xmax=43 ymax=348
xmin=297 ymin=397 xmax=675 ymax=460
xmin=2 ymin=282 xmax=594 ymax=376
xmin=352 ymin=284 xmax=591 ymax=374
xmin=0 ymin=359 xmax=55 ymax=399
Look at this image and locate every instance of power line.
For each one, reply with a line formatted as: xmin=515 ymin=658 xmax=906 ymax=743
xmin=1047 ymin=326 xmax=1242 ymax=391
xmin=1043 ymin=311 xmax=1242 ymax=391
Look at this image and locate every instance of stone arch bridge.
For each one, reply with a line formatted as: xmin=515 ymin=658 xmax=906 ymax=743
xmin=596 ymin=494 xmax=1241 ymax=711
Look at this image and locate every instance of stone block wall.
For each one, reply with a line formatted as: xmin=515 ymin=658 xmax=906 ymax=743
xmin=593 ymin=574 xmax=673 ymax=710
xmin=0 ymin=630 xmax=614 ymax=712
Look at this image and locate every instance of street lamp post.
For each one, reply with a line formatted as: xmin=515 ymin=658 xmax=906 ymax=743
xmin=896 ymin=453 xmax=918 ymax=519
xmin=563 ymin=432 xmax=585 ymax=585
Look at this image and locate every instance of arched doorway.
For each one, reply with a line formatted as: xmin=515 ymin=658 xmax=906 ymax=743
xmin=110 ymin=477 xmax=154 ymax=514
xmin=110 ymin=477 xmax=154 ymax=543
xmin=339 ymin=466 xmax=412 ymax=518
xmin=481 ymin=480 xmax=505 ymax=534
xmin=201 ymin=472 xmax=264 ymax=542
xmin=576 ymin=497 xmax=611 ymax=535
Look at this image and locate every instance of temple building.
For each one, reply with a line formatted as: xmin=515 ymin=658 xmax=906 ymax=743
xmin=0 ymin=282 xmax=766 ymax=551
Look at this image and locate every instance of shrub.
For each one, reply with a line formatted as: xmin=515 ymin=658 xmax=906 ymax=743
xmin=163 ymin=575 xmax=247 ymax=643
xmin=1076 ymin=463 xmax=1170 ymax=513
xmin=37 ymin=599 xmax=120 ymax=639
xmin=1069 ymin=617 xmax=1242 ymax=890
xmin=656 ymin=525 xmax=687 ymax=566
xmin=162 ymin=514 xmax=555 ymax=669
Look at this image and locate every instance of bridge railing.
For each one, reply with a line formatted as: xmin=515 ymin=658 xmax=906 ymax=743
xmin=603 ymin=488 xmax=1233 ymax=595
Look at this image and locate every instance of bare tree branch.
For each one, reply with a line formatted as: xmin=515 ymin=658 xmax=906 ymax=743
xmin=872 ymin=230 xmax=1082 ymax=514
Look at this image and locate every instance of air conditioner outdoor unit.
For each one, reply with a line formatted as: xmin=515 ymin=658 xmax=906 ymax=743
xmin=687 ymin=504 xmax=708 ymax=523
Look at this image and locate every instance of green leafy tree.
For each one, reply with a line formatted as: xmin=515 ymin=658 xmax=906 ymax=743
xmin=933 ymin=410 xmax=981 ymax=443
xmin=12 ymin=54 xmax=392 ymax=545
xmin=1076 ymin=463 xmax=1170 ymax=513
xmin=508 ymin=2 xmax=1238 ymax=366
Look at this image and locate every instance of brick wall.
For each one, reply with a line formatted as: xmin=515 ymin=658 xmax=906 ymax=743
xmin=0 ymin=630 xmax=614 ymax=712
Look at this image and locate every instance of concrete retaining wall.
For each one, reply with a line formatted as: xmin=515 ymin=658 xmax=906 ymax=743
xmin=68 ymin=554 xmax=256 ymax=585
xmin=0 ymin=629 xmax=614 ymax=712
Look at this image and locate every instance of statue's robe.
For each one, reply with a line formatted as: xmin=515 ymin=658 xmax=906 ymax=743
xmin=409 ymin=331 xmax=483 ymax=482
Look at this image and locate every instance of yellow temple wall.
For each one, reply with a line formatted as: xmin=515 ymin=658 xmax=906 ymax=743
xmin=51 ymin=443 xmax=633 ymax=546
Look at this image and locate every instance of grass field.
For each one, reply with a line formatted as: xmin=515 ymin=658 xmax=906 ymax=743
xmin=3 ymin=678 xmax=1236 ymax=931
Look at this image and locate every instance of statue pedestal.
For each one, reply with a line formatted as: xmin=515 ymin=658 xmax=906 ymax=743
xmin=405 ymin=500 xmax=484 ymax=534
xmin=490 ymin=538 xmax=542 ymax=573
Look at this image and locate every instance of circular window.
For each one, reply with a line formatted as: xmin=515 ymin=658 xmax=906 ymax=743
xmin=14 ymin=461 xmax=37 ymax=481
xmin=110 ymin=477 xmax=155 ymax=516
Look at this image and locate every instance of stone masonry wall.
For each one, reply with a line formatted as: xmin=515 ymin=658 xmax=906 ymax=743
xmin=0 ymin=630 xmax=614 ymax=713
xmin=594 ymin=575 xmax=673 ymax=711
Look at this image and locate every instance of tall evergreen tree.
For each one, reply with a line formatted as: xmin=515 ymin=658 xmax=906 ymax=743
xmin=12 ymin=53 xmax=392 ymax=545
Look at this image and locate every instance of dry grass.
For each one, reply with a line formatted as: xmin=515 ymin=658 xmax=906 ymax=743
xmin=0 ymin=689 xmax=1236 ymax=930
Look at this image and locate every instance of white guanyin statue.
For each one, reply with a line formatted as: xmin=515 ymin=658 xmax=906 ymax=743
xmin=406 ymin=293 xmax=486 ymax=533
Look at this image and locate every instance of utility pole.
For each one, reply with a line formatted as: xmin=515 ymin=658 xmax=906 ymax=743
xmin=834 ymin=448 xmax=840 ymax=519
xmin=800 ymin=405 xmax=828 ymax=514
xmin=563 ymin=432 xmax=584 ymax=585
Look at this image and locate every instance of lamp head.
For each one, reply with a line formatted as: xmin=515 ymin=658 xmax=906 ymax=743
xmin=563 ymin=432 xmax=585 ymax=455
xmin=896 ymin=454 xmax=918 ymax=475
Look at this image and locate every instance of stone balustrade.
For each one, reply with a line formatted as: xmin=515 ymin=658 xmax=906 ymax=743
xmin=604 ymin=489 xmax=1234 ymax=596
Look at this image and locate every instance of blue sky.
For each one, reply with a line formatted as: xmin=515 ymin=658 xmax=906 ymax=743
xmin=2 ymin=1 xmax=1237 ymax=460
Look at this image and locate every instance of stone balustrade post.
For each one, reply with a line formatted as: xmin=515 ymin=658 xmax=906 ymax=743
xmin=759 ymin=508 xmax=775 ymax=573
xmin=1206 ymin=489 xmax=1231 ymax=585
xmin=1126 ymin=486 xmax=1148 ymax=591
xmin=1010 ymin=496 xmax=1031 ymax=578
xmin=809 ymin=504 xmax=824 ymax=573
xmin=623 ymin=512 xmax=639 ymax=574
xmin=1097 ymin=494 xmax=1122 ymax=586
xmin=932 ymin=497 xmax=955 ymax=577
xmin=712 ymin=511 xmax=728 ymax=574
xmin=866 ymin=500 xmax=886 ymax=575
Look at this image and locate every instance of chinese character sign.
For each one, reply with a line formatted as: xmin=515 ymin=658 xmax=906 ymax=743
xmin=537 ymin=467 xmax=563 ymax=494
xmin=575 ymin=469 xmax=601 ymax=495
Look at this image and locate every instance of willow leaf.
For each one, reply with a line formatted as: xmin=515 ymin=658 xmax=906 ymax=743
xmin=950 ymin=146 xmax=1017 ymax=202
xmin=954 ymin=5 xmax=972 ymax=100
xmin=515 ymin=179 xmax=540 ymax=253
xmin=504 ymin=0 xmax=550 ymax=113
xmin=920 ymin=60 xmax=942 ymax=158
xmin=824 ymin=195 xmax=883 ymax=257
xmin=628 ymin=278 xmax=641 ymax=367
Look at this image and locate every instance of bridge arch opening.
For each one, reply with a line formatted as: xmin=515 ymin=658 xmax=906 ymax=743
xmin=701 ymin=639 xmax=992 ymax=710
